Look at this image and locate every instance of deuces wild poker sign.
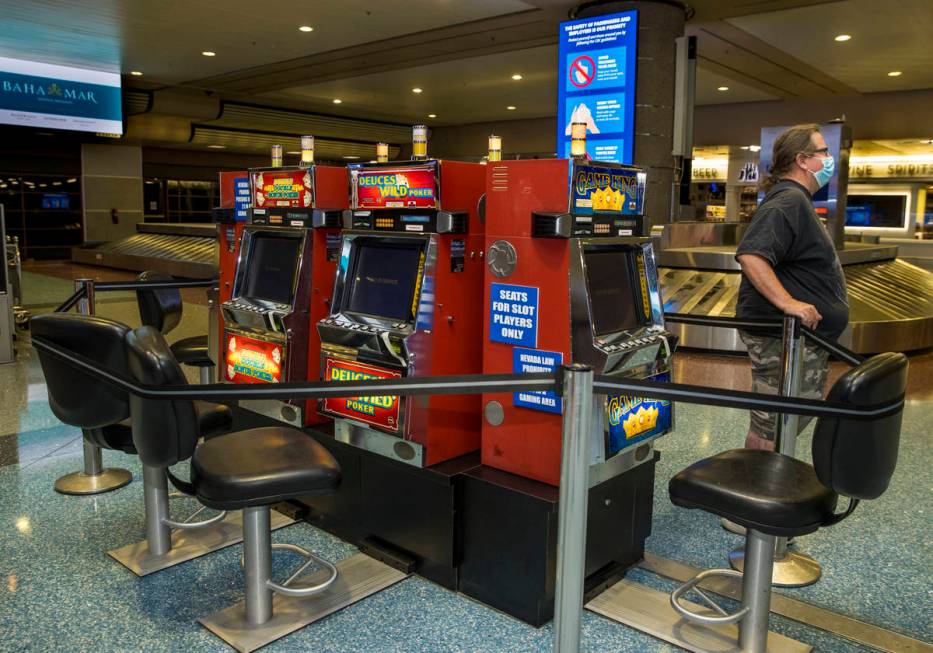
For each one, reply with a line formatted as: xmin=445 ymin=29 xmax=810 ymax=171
xmin=322 ymin=358 xmax=402 ymax=432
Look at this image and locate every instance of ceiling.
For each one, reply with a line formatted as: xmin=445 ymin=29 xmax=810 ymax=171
xmin=0 ymin=0 xmax=931 ymax=157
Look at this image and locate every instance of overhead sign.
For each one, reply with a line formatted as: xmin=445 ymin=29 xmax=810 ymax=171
xmin=512 ymin=348 xmax=562 ymax=414
xmin=0 ymin=56 xmax=122 ymax=134
xmin=252 ymin=169 xmax=314 ymax=208
xmin=351 ymin=164 xmax=438 ymax=210
xmin=489 ymin=283 xmax=539 ymax=347
xmin=557 ymin=11 xmax=638 ymax=164
xmin=322 ymin=357 xmax=402 ymax=432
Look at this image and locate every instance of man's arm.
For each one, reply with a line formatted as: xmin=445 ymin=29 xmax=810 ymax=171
xmin=737 ymin=253 xmax=822 ymax=329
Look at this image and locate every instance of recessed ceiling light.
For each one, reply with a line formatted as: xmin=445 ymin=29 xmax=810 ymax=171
xmin=428 ymin=113 xmax=437 ymax=118
xmin=286 ymin=151 xmax=301 ymax=155
xmin=749 ymin=145 xmax=761 ymax=152
xmin=66 ymin=178 xmax=76 ymax=183
xmin=202 ymin=51 xmax=216 ymax=57
xmin=412 ymin=87 xmax=423 ymax=94
xmin=333 ymin=98 xmax=342 ymax=104
xmin=343 ymin=155 xmax=361 ymax=160
xmin=207 ymin=144 xmax=226 ymax=149
xmin=507 ymin=105 xmax=516 ymax=110
xmin=887 ymin=71 xmax=902 ymax=77
xmin=299 ymin=25 xmax=314 ymax=32
xmin=511 ymin=74 xmax=523 ymax=80
xmin=130 ymin=70 xmax=143 ymax=76
xmin=717 ymin=86 xmax=729 ymax=91
xmin=834 ymin=34 xmax=851 ymax=42
xmin=740 ymin=146 xmax=749 ymax=150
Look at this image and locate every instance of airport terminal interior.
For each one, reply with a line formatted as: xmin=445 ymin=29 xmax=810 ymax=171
xmin=0 ymin=1 xmax=931 ymax=652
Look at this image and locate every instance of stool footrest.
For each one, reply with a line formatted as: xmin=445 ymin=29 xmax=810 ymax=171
xmin=267 ymin=543 xmax=339 ymax=598
xmin=670 ymin=568 xmax=749 ymax=626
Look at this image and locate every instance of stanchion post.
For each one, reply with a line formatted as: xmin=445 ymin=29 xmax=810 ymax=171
xmin=730 ymin=314 xmax=822 ymax=586
xmin=53 ymin=278 xmax=133 ymax=496
xmin=553 ymin=364 xmax=594 ymax=653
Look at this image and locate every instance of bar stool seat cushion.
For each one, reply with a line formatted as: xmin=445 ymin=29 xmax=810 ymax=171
xmin=191 ymin=427 xmax=340 ymax=511
xmin=170 ymin=336 xmax=212 ymax=367
xmin=194 ymin=402 xmax=233 ymax=439
xmin=669 ymin=449 xmax=837 ymax=537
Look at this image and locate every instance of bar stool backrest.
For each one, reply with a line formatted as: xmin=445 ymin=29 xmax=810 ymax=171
xmin=125 ymin=326 xmax=200 ymax=468
xmin=136 ymin=270 xmax=182 ymax=335
xmin=31 ymin=313 xmax=131 ymax=429
xmin=812 ymin=352 xmax=908 ymax=501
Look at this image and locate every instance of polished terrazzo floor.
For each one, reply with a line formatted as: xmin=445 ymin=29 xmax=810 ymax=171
xmin=1 ymin=264 xmax=930 ymax=652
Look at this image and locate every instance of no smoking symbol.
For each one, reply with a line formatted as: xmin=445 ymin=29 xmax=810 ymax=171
xmin=569 ymin=55 xmax=595 ymax=88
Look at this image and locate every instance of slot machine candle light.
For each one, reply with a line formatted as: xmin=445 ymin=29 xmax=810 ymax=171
xmin=317 ymin=155 xmax=486 ymax=467
xmin=481 ymin=156 xmax=676 ymax=486
xmin=220 ymin=152 xmax=348 ymax=427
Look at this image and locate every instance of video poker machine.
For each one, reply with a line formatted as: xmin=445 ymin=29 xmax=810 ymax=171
xmin=221 ymin=161 xmax=347 ymax=426
xmin=481 ymin=158 xmax=676 ymax=487
xmin=317 ymin=158 xmax=486 ymax=467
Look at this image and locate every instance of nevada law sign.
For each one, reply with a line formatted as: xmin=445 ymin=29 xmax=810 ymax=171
xmin=0 ymin=56 xmax=122 ymax=134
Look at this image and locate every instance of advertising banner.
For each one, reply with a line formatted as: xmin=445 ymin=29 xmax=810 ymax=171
xmin=352 ymin=165 xmax=438 ymax=209
xmin=252 ymin=169 xmax=314 ymax=209
xmin=225 ymin=333 xmax=285 ymax=384
xmin=322 ymin=357 xmax=402 ymax=432
xmin=606 ymin=371 xmax=672 ymax=455
xmin=0 ymin=56 xmax=122 ymax=134
xmin=557 ymin=11 xmax=638 ymax=164
xmin=571 ymin=163 xmax=645 ymax=215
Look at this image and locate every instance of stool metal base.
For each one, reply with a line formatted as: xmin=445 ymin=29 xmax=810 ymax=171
xmin=730 ymin=549 xmax=821 ymax=588
xmin=200 ymin=553 xmax=408 ymax=653
xmin=54 ymin=467 xmax=132 ymax=495
xmin=108 ymin=510 xmax=294 ymax=576
xmin=588 ymin=579 xmax=811 ymax=653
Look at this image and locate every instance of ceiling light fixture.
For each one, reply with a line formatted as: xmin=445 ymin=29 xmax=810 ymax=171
xmin=286 ymin=151 xmax=301 ymax=155
xmin=428 ymin=113 xmax=436 ymax=118
xmin=511 ymin=74 xmax=523 ymax=80
xmin=507 ymin=105 xmax=516 ymax=110
xmin=834 ymin=34 xmax=851 ymax=42
xmin=299 ymin=25 xmax=314 ymax=32
xmin=333 ymin=98 xmax=342 ymax=104
xmin=887 ymin=71 xmax=902 ymax=77
xmin=412 ymin=87 xmax=423 ymax=94
xmin=130 ymin=70 xmax=142 ymax=76
xmin=740 ymin=146 xmax=749 ymax=150
xmin=343 ymin=155 xmax=361 ymax=160
xmin=207 ymin=144 xmax=226 ymax=149
xmin=749 ymin=145 xmax=761 ymax=152
xmin=202 ymin=51 xmax=216 ymax=57
xmin=717 ymin=86 xmax=729 ymax=91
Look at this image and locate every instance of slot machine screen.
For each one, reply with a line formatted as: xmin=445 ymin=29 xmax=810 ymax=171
xmin=345 ymin=239 xmax=424 ymax=321
xmin=242 ymin=233 xmax=302 ymax=304
xmin=584 ymin=247 xmax=648 ymax=335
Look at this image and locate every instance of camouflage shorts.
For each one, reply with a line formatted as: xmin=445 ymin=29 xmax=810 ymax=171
xmin=739 ymin=331 xmax=830 ymax=441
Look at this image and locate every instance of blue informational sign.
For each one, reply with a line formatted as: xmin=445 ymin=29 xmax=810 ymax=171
xmin=606 ymin=371 xmax=672 ymax=456
xmin=557 ymin=11 xmax=638 ymax=164
xmin=512 ymin=348 xmax=563 ymax=414
xmin=234 ymin=177 xmax=250 ymax=222
xmin=489 ymin=283 xmax=538 ymax=347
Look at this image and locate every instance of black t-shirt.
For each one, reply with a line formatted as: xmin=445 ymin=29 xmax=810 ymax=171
xmin=735 ymin=180 xmax=849 ymax=340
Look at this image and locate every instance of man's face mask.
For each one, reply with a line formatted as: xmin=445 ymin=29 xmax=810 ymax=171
xmin=801 ymin=148 xmax=835 ymax=189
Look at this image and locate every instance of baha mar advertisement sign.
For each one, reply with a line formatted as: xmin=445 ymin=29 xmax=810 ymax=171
xmin=0 ymin=56 xmax=122 ymax=134
xmin=557 ymin=11 xmax=638 ymax=164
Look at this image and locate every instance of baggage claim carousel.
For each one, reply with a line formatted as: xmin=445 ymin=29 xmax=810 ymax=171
xmin=655 ymin=223 xmax=933 ymax=353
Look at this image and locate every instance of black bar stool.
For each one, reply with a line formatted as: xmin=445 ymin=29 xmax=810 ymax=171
xmin=31 ymin=313 xmax=135 ymax=494
xmin=136 ymin=270 xmax=214 ymax=383
xmin=125 ymin=325 xmax=342 ymax=630
xmin=667 ymin=352 xmax=908 ymax=653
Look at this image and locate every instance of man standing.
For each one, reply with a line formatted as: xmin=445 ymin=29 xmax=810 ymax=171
xmin=735 ymin=124 xmax=849 ymax=451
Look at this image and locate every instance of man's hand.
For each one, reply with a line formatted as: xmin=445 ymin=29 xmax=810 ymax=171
xmin=781 ymin=299 xmax=822 ymax=329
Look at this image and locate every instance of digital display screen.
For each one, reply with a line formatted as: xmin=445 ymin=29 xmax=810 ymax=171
xmin=845 ymin=195 xmax=908 ymax=229
xmin=242 ymin=233 xmax=302 ymax=305
xmin=345 ymin=240 xmax=423 ymax=321
xmin=42 ymin=193 xmax=70 ymax=209
xmin=0 ymin=56 xmax=122 ymax=134
xmin=584 ymin=248 xmax=646 ymax=335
